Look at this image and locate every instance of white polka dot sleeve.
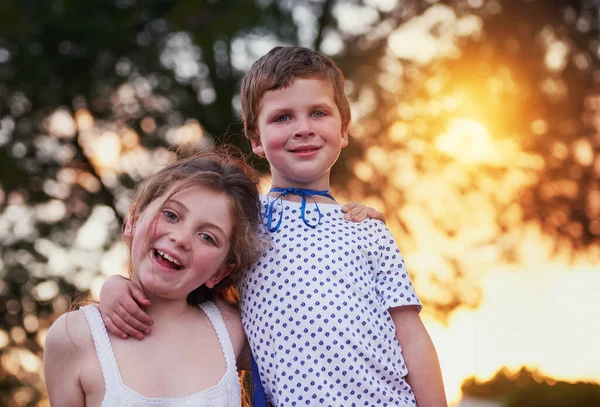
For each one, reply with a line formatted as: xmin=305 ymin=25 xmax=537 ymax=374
xmin=373 ymin=223 xmax=423 ymax=312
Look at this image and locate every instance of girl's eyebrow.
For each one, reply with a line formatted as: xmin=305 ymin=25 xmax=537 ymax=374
xmin=166 ymin=198 xmax=188 ymax=212
xmin=166 ymin=198 xmax=229 ymax=239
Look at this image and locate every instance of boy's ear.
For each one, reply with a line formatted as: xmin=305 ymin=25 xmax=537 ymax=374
xmin=251 ymin=138 xmax=265 ymax=157
xmin=205 ymin=264 xmax=235 ymax=288
xmin=341 ymin=126 xmax=349 ymax=148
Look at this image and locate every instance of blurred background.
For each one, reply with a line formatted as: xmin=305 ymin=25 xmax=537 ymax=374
xmin=1 ymin=0 xmax=599 ymax=406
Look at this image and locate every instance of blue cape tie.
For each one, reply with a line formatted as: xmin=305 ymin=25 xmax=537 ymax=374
xmin=264 ymin=187 xmax=335 ymax=232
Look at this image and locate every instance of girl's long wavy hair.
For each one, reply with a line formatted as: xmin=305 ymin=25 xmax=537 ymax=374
xmin=126 ymin=148 xmax=264 ymax=306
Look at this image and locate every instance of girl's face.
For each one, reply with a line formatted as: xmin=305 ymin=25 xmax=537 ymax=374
xmin=125 ymin=184 xmax=234 ymax=301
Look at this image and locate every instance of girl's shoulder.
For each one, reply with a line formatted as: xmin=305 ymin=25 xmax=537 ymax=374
xmin=212 ymin=299 xmax=243 ymax=340
xmin=45 ymin=308 xmax=95 ymax=357
xmin=211 ymin=300 xmax=247 ymax=366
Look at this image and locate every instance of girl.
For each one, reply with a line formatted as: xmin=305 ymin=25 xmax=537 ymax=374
xmin=43 ymin=151 xmax=264 ymax=406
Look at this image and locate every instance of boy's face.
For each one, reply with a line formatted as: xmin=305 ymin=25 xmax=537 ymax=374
xmin=252 ymin=78 xmax=348 ymax=190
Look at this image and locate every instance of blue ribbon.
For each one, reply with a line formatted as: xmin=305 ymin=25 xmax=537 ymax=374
xmin=264 ymin=187 xmax=335 ymax=232
xmin=251 ymin=353 xmax=268 ymax=407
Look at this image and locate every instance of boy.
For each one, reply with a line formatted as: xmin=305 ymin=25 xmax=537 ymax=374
xmin=100 ymin=46 xmax=446 ymax=406
xmin=238 ymin=46 xmax=446 ymax=407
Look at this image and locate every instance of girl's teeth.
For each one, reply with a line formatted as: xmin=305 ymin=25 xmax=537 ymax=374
xmin=156 ymin=249 xmax=181 ymax=266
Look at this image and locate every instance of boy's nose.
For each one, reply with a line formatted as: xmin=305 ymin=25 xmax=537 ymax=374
xmin=293 ymin=119 xmax=315 ymax=137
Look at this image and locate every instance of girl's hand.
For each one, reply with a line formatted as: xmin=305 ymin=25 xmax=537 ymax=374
xmin=98 ymin=275 xmax=153 ymax=340
xmin=341 ymin=202 xmax=386 ymax=224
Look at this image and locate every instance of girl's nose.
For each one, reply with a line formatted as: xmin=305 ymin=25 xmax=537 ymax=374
xmin=169 ymin=228 xmax=191 ymax=250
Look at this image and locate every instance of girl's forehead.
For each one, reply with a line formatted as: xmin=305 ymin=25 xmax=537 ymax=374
xmin=163 ymin=184 xmax=233 ymax=220
xmin=164 ymin=183 xmax=227 ymax=205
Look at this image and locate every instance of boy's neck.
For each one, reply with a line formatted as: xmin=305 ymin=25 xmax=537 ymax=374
xmin=266 ymin=188 xmax=337 ymax=204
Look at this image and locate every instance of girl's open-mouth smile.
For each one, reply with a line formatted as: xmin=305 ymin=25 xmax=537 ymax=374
xmin=152 ymin=248 xmax=183 ymax=272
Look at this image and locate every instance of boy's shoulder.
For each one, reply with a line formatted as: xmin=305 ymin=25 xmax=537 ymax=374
xmin=258 ymin=195 xmax=391 ymax=237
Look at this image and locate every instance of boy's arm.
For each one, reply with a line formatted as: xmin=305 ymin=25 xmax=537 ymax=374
xmin=99 ymin=275 xmax=153 ymax=340
xmin=341 ymin=201 xmax=386 ymax=223
xmin=389 ymin=306 xmax=447 ymax=407
xmin=44 ymin=313 xmax=86 ymax=407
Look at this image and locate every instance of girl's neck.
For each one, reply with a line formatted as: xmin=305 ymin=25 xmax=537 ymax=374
xmin=142 ymin=293 xmax=194 ymax=325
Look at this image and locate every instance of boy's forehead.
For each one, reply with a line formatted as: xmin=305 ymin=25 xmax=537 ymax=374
xmin=267 ymin=76 xmax=332 ymax=93
xmin=259 ymin=78 xmax=335 ymax=107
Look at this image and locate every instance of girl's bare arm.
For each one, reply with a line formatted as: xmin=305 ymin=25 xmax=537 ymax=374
xmin=44 ymin=312 xmax=87 ymax=407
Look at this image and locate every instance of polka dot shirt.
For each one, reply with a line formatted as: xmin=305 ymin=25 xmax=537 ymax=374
xmin=241 ymin=197 xmax=422 ymax=407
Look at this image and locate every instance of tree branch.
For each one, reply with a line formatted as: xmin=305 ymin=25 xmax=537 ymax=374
xmin=314 ymin=0 xmax=334 ymax=51
xmin=72 ymin=130 xmax=125 ymax=225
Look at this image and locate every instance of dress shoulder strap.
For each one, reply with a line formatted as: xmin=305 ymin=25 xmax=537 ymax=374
xmin=80 ymin=305 xmax=122 ymax=391
xmin=198 ymin=301 xmax=236 ymax=373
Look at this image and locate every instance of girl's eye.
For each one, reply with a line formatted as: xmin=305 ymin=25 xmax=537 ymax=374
xmin=274 ymin=114 xmax=290 ymax=122
xmin=162 ymin=210 xmax=178 ymax=221
xmin=313 ymin=111 xmax=325 ymax=118
xmin=199 ymin=233 xmax=216 ymax=244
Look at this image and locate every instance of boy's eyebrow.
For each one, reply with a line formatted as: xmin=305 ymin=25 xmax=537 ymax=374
xmin=264 ymin=107 xmax=292 ymax=116
xmin=310 ymin=102 xmax=335 ymax=111
xmin=265 ymin=102 xmax=335 ymax=115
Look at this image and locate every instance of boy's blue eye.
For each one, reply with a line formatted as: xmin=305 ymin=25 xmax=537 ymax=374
xmin=162 ymin=210 xmax=178 ymax=221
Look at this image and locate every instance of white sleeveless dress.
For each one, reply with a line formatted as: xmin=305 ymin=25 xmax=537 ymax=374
xmin=81 ymin=302 xmax=241 ymax=407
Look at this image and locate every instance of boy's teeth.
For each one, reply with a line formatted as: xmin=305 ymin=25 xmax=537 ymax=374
xmin=156 ymin=249 xmax=181 ymax=266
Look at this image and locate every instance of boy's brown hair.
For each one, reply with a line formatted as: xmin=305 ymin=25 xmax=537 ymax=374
xmin=240 ymin=46 xmax=351 ymax=142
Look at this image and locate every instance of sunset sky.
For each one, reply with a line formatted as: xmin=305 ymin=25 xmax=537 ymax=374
xmin=1 ymin=2 xmax=599 ymax=406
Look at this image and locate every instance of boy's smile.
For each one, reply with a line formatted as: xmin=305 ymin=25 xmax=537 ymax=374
xmin=252 ymin=78 xmax=349 ymax=191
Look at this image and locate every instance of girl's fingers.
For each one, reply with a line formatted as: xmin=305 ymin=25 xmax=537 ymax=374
xmin=347 ymin=205 xmax=369 ymax=222
xmin=341 ymin=202 xmax=358 ymax=212
xmin=353 ymin=207 xmax=369 ymax=222
xmin=342 ymin=202 xmax=386 ymax=223
xmin=342 ymin=202 xmax=360 ymax=220
xmin=367 ymin=209 xmax=386 ymax=223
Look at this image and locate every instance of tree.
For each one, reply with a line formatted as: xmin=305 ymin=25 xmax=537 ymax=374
xmin=0 ymin=0 xmax=599 ymax=405
xmin=329 ymin=0 xmax=600 ymax=314
xmin=462 ymin=367 xmax=600 ymax=407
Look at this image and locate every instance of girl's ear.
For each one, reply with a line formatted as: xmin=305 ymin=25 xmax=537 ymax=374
xmin=124 ymin=213 xmax=135 ymax=238
xmin=205 ymin=264 xmax=235 ymax=289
